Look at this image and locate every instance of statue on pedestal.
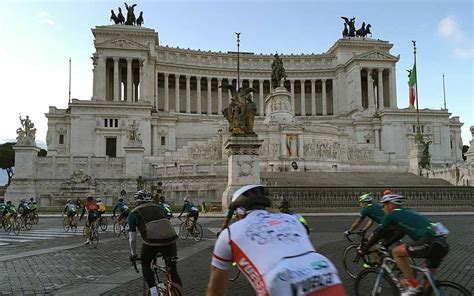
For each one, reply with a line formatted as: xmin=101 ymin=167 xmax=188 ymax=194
xmin=124 ymin=2 xmax=137 ymax=25
xmin=271 ymin=53 xmax=286 ymax=89
xmin=16 ymin=115 xmax=37 ymax=145
xmin=418 ymin=140 xmax=432 ymax=170
xmin=221 ymin=85 xmax=257 ymax=135
xmin=127 ymin=120 xmax=142 ymax=145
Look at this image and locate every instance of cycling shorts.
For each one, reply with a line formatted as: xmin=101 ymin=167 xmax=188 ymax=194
xmin=187 ymin=211 xmax=199 ymax=221
xmin=67 ymin=211 xmax=76 ymax=218
xmin=405 ymin=236 xmax=449 ymax=269
xmin=119 ymin=212 xmax=129 ymax=220
xmin=87 ymin=210 xmax=100 ymax=226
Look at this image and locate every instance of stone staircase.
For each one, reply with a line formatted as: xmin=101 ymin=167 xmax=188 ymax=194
xmin=261 ymin=172 xmax=453 ymax=187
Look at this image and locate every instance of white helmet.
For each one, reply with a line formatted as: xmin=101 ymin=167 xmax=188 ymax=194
xmin=183 ymin=196 xmax=189 ymax=202
xmin=134 ymin=190 xmax=152 ymax=201
xmin=380 ymin=194 xmax=405 ymax=205
xmin=358 ymin=193 xmax=373 ymax=202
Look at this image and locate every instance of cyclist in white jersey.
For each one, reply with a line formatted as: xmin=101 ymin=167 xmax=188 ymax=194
xmin=207 ymin=184 xmax=346 ymax=296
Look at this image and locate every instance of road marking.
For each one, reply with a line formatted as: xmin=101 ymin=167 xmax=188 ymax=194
xmin=0 ymin=238 xmax=33 ymax=243
xmin=0 ymin=242 xmax=9 ymax=246
xmin=208 ymin=227 xmax=220 ymax=234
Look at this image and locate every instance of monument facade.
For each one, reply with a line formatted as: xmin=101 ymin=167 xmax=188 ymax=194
xmin=4 ymin=13 xmax=468 ymax=205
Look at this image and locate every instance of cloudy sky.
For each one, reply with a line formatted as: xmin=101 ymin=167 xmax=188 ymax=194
xmin=0 ymin=0 xmax=472 ymax=147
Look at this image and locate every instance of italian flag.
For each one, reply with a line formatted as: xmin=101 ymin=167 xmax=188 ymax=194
xmin=408 ymin=64 xmax=416 ymax=107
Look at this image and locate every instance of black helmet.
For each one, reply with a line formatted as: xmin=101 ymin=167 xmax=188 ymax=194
xmin=87 ymin=196 xmax=94 ymax=201
xmin=230 ymin=185 xmax=271 ymax=210
xmin=134 ymin=190 xmax=152 ymax=201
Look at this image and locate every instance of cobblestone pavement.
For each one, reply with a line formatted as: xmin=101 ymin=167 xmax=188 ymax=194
xmin=0 ymin=215 xmax=472 ymax=295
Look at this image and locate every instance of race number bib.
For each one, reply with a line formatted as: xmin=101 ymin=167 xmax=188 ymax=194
xmin=431 ymin=223 xmax=449 ymax=236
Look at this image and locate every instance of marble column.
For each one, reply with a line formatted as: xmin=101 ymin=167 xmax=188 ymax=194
xmin=196 ymin=76 xmax=202 ymax=115
xmin=164 ymin=73 xmax=169 ymax=111
xmin=290 ymin=80 xmax=295 ymax=113
xmin=113 ymin=57 xmax=119 ymax=101
xmin=126 ymin=58 xmax=132 ymax=102
xmin=378 ymin=68 xmax=384 ymax=109
xmin=175 ymin=74 xmax=180 ymax=112
xmin=207 ymin=77 xmax=212 ymax=115
xmin=374 ymin=128 xmax=381 ymax=149
xmin=389 ymin=67 xmax=397 ymax=109
xmin=139 ymin=59 xmax=145 ymax=101
xmin=355 ymin=66 xmax=362 ymax=109
xmin=155 ymin=72 xmax=159 ymax=109
xmin=300 ymin=80 xmax=306 ymax=115
xmin=322 ymin=79 xmax=327 ymax=115
xmin=186 ymin=75 xmax=191 ymax=113
xmin=332 ymin=77 xmax=338 ymax=114
xmin=367 ymin=68 xmax=374 ymax=109
xmin=217 ymin=78 xmax=223 ymax=114
xmin=259 ymin=79 xmax=264 ymax=116
xmin=228 ymin=78 xmax=233 ymax=104
xmin=311 ymin=79 xmax=316 ymax=116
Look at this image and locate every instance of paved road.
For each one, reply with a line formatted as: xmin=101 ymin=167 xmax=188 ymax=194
xmin=0 ymin=215 xmax=472 ymax=295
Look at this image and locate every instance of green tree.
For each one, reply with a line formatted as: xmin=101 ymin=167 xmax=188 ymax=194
xmin=462 ymin=145 xmax=469 ymax=161
xmin=0 ymin=142 xmax=15 ymax=185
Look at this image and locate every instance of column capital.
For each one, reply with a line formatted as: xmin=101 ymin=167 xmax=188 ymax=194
xmin=322 ymin=78 xmax=327 ymax=82
xmin=300 ymin=79 xmax=305 ymax=83
xmin=196 ymin=76 xmax=202 ymax=81
xmin=310 ymin=79 xmax=316 ymax=83
xmin=290 ymin=79 xmax=295 ymax=84
xmin=126 ymin=57 xmax=133 ymax=62
xmin=163 ymin=73 xmax=169 ymax=78
xmin=217 ymin=77 xmax=222 ymax=82
xmin=207 ymin=76 xmax=213 ymax=82
xmin=175 ymin=74 xmax=181 ymax=78
xmin=113 ymin=57 xmax=119 ymax=62
xmin=186 ymin=75 xmax=191 ymax=80
xmin=259 ymin=79 xmax=264 ymax=83
xmin=378 ymin=68 xmax=385 ymax=72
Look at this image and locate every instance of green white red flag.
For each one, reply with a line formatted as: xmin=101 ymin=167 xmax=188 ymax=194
xmin=408 ymin=64 xmax=417 ymax=107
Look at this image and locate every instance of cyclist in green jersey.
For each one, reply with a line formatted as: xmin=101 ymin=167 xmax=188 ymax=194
xmin=345 ymin=193 xmax=384 ymax=235
xmin=18 ymin=199 xmax=32 ymax=217
xmin=63 ymin=199 xmax=78 ymax=227
xmin=178 ymin=197 xmax=199 ymax=224
xmin=112 ymin=198 xmax=130 ymax=228
xmin=362 ymin=194 xmax=449 ymax=296
xmin=278 ymin=199 xmax=310 ymax=234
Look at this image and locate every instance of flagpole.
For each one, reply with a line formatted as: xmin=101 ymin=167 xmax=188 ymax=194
xmin=442 ymin=73 xmax=446 ymax=110
xmin=413 ymin=41 xmax=423 ymax=142
xmin=68 ymin=58 xmax=72 ymax=105
xmin=236 ymin=32 xmax=241 ymax=88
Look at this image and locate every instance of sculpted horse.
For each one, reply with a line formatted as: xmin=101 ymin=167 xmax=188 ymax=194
xmin=124 ymin=2 xmax=137 ymax=25
xmin=110 ymin=10 xmax=120 ymax=24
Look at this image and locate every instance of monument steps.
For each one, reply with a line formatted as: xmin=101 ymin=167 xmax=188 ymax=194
xmin=261 ymin=172 xmax=453 ymax=187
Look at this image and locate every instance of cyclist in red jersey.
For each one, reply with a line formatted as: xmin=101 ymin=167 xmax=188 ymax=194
xmin=79 ymin=196 xmax=100 ymax=244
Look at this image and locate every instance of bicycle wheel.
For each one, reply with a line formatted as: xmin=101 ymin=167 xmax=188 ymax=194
xmin=32 ymin=213 xmax=39 ymax=224
xmin=24 ymin=218 xmax=33 ymax=230
xmin=91 ymin=230 xmax=99 ymax=248
xmin=423 ymin=281 xmax=471 ymax=296
xmin=113 ymin=222 xmax=121 ymax=237
xmin=63 ymin=217 xmax=70 ymax=232
xmin=192 ymin=223 xmax=203 ymax=242
xmin=343 ymin=244 xmax=369 ymax=279
xmin=12 ymin=218 xmax=21 ymax=236
xmin=99 ymin=217 xmax=108 ymax=231
xmin=178 ymin=222 xmax=188 ymax=240
xmin=167 ymin=282 xmax=185 ymax=296
xmin=354 ymin=268 xmax=399 ymax=296
xmin=71 ymin=221 xmax=78 ymax=233
xmin=229 ymin=265 xmax=241 ymax=282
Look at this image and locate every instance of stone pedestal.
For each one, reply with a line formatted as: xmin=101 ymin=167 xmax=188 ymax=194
xmin=221 ymin=135 xmax=264 ymax=211
xmin=124 ymin=146 xmax=145 ymax=177
xmin=264 ymin=86 xmax=295 ymax=124
xmin=4 ymin=145 xmax=40 ymax=205
xmin=408 ymin=141 xmax=424 ymax=175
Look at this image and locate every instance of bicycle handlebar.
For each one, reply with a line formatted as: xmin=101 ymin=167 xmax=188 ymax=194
xmin=345 ymin=230 xmax=366 ymax=242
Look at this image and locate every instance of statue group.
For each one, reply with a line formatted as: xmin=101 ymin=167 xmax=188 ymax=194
xmin=110 ymin=3 xmax=144 ymax=26
xmin=419 ymin=140 xmax=432 ymax=171
xmin=341 ymin=17 xmax=371 ymax=38
xmin=222 ymin=85 xmax=257 ymax=136
xmin=16 ymin=115 xmax=37 ymax=145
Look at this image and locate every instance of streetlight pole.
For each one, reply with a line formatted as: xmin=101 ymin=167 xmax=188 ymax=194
xmin=442 ymin=73 xmax=447 ymax=110
xmin=236 ymin=32 xmax=241 ymax=89
xmin=413 ymin=41 xmax=423 ymax=143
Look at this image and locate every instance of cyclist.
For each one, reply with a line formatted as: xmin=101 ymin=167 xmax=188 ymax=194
xmin=96 ymin=198 xmax=106 ymax=216
xmin=62 ymin=199 xmax=78 ymax=227
xmin=279 ymin=199 xmax=310 ymax=234
xmin=158 ymin=196 xmax=173 ymax=219
xmin=79 ymin=196 xmax=100 ymax=244
xmin=28 ymin=197 xmax=38 ymax=215
xmin=3 ymin=201 xmax=17 ymax=222
xmin=112 ymin=197 xmax=130 ymax=230
xmin=18 ymin=199 xmax=32 ymax=218
xmin=178 ymin=197 xmax=199 ymax=230
xmin=344 ymin=193 xmax=384 ymax=235
xmin=207 ymin=184 xmax=347 ymax=296
xmin=361 ymin=194 xmax=449 ymax=296
xmin=128 ymin=190 xmax=181 ymax=296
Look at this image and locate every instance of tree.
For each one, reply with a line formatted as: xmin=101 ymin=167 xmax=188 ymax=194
xmin=462 ymin=145 xmax=469 ymax=161
xmin=0 ymin=142 xmax=15 ymax=186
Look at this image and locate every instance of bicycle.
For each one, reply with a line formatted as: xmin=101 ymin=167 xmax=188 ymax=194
xmin=354 ymin=244 xmax=470 ymax=296
xmin=82 ymin=219 xmax=99 ymax=248
xmin=178 ymin=215 xmax=203 ymax=242
xmin=131 ymin=254 xmax=184 ymax=296
xmin=29 ymin=211 xmax=39 ymax=225
xmin=2 ymin=214 xmax=20 ymax=235
xmin=113 ymin=216 xmax=129 ymax=238
xmin=19 ymin=213 xmax=33 ymax=231
xmin=63 ymin=214 xmax=78 ymax=233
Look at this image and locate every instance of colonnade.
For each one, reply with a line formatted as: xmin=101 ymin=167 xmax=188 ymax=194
xmin=358 ymin=67 xmax=396 ymax=109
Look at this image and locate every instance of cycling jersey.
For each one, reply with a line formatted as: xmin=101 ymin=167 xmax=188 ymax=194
xmin=158 ymin=201 xmax=173 ymax=219
xmin=113 ymin=201 xmax=129 ymax=216
xmin=5 ymin=205 xmax=16 ymax=214
xmin=180 ymin=201 xmax=199 ymax=215
xmin=379 ymin=208 xmax=437 ymax=241
xmin=65 ymin=203 xmax=77 ymax=214
xmin=97 ymin=202 xmax=106 ymax=213
xmin=18 ymin=202 xmax=31 ymax=215
xmin=0 ymin=204 xmax=5 ymax=214
xmin=359 ymin=204 xmax=384 ymax=224
xmin=212 ymin=210 xmax=345 ymax=295
xmin=29 ymin=201 xmax=37 ymax=210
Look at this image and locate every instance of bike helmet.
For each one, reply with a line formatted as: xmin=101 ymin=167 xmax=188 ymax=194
xmin=6 ymin=201 xmax=11 ymax=205
xmin=183 ymin=196 xmax=189 ymax=202
xmin=134 ymin=190 xmax=152 ymax=201
xmin=230 ymin=184 xmax=271 ymax=210
xmin=383 ymin=189 xmax=393 ymax=195
xmin=358 ymin=193 xmax=373 ymax=202
xmin=87 ymin=196 xmax=94 ymax=201
xmin=67 ymin=198 xmax=72 ymax=203
xmin=380 ymin=194 xmax=405 ymax=205
xmin=30 ymin=197 xmax=34 ymax=201
xmin=96 ymin=198 xmax=102 ymax=202
xmin=118 ymin=198 xmax=124 ymax=202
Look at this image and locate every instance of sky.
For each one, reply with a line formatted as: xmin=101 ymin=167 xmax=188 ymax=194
xmin=0 ymin=0 xmax=472 ymax=148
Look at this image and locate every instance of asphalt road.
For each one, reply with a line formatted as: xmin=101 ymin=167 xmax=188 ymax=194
xmin=0 ymin=215 xmax=472 ymax=295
